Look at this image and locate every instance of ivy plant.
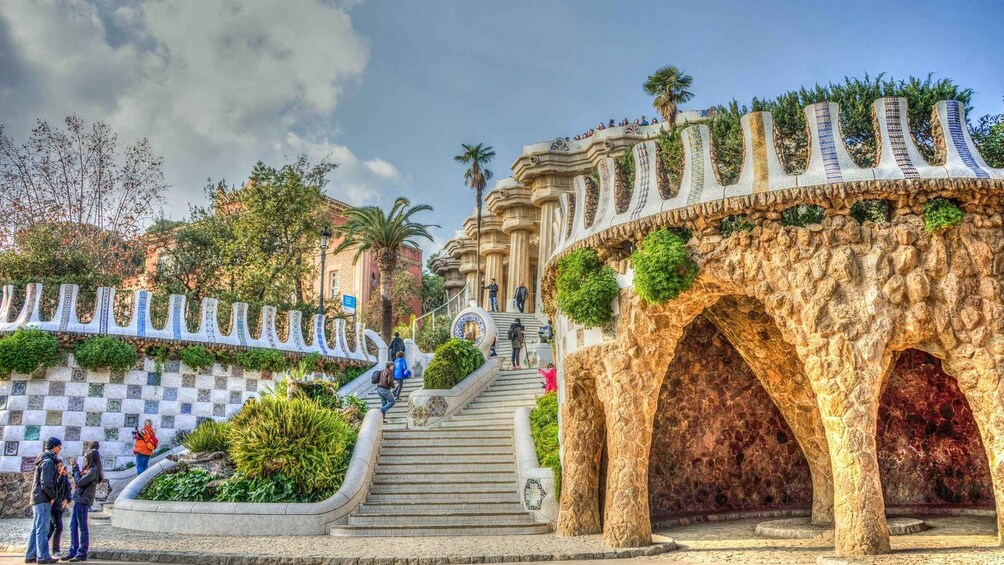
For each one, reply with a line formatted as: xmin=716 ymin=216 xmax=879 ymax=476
xmin=924 ymin=197 xmax=964 ymax=232
xmin=721 ymin=215 xmax=755 ymax=237
xmin=179 ymin=346 xmax=215 ymax=372
xmin=555 ymin=248 xmax=620 ymax=327
xmin=74 ymin=336 xmax=137 ymax=372
xmin=0 ymin=328 xmax=60 ymax=376
xmin=632 ymin=229 xmax=698 ymax=304
xmin=781 ymin=204 xmax=825 ymax=227
xmin=850 ymin=200 xmax=890 ymax=224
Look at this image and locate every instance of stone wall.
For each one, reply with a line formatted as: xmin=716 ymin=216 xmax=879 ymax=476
xmin=0 ymin=471 xmax=31 ymax=518
xmin=878 ymin=350 xmax=994 ymax=508
xmin=648 ymin=317 xmax=813 ymax=519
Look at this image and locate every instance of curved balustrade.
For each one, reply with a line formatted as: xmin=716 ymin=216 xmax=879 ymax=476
xmin=548 ymin=97 xmax=1004 ymax=266
xmin=0 ymin=283 xmax=374 ymax=362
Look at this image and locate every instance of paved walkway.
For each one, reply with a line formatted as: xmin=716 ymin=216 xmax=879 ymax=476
xmin=1 ymin=515 xmax=1000 ymax=564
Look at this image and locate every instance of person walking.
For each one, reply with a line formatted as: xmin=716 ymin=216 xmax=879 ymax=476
xmin=65 ymin=446 xmax=102 ymax=562
xmin=25 ymin=437 xmax=61 ymax=564
xmin=508 ymin=319 xmax=526 ymax=370
xmin=388 ymin=332 xmax=406 ymax=360
xmin=376 ymin=362 xmax=397 ymax=417
xmin=513 ymin=282 xmax=528 ymax=313
xmin=47 ymin=460 xmax=71 ymax=559
xmin=392 ymin=351 xmax=412 ymax=400
xmin=131 ymin=420 xmax=158 ymax=475
xmin=482 ymin=278 xmax=499 ymax=312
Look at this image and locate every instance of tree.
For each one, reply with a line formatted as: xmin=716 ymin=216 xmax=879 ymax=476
xmin=0 ymin=222 xmax=129 ymax=292
xmin=0 ymin=116 xmax=167 ymax=255
xmin=453 ymin=143 xmax=495 ymax=307
xmin=643 ymin=66 xmax=695 ymax=126
xmin=421 ymin=270 xmax=447 ymax=314
xmin=332 ymin=197 xmax=437 ymax=341
xmin=972 ymin=100 xmax=1004 ymax=168
xmin=361 ymin=264 xmax=421 ymax=330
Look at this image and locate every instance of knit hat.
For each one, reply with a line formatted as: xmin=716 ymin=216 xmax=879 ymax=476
xmin=44 ymin=437 xmax=62 ymax=450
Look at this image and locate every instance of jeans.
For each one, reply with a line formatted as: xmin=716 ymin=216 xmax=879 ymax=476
xmin=393 ymin=379 xmax=404 ymax=399
xmin=511 ymin=347 xmax=522 ymax=368
xmin=25 ymin=501 xmax=52 ymax=561
xmin=377 ymin=387 xmax=397 ymax=414
xmin=489 ymin=296 xmax=498 ymax=311
xmin=515 ymin=299 xmax=525 ymax=313
xmin=49 ymin=504 xmax=64 ymax=553
xmin=68 ymin=502 xmax=90 ymax=559
xmin=135 ymin=453 xmax=151 ymax=475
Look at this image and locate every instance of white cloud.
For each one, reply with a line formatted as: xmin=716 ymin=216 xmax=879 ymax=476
xmin=0 ymin=0 xmax=393 ymax=218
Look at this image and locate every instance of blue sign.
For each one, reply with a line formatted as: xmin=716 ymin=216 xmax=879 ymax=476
xmin=342 ymin=294 xmax=356 ymax=312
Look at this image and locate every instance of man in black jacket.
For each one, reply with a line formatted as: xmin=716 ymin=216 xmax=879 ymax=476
xmin=513 ymin=282 xmax=528 ymax=313
xmin=388 ymin=332 xmax=406 ymax=360
xmin=482 ymin=279 xmax=499 ymax=312
xmin=25 ymin=437 xmax=61 ymax=564
xmin=48 ymin=460 xmax=71 ymax=558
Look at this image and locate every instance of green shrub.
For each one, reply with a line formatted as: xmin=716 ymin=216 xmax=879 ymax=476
xmin=850 ymin=200 xmax=890 ymax=224
xmin=342 ymin=394 xmax=369 ymax=416
xmin=424 ymin=338 xmax=485 ymax=390
xmin=74 ymin=336 xmax=137 ymax=372
xmin=656 ymin=128 xmax=685 ymax=190
xmin=139 ymin=469 xmax=214 ymax=501
xmin=0 ymin=329 xmax=60 ymax=376
xmin=335 ymin=365 xmax=367 ymax=387
xmin=619 ymin=145 xmax=636 ymax=186
xmin=924 ymin=197 xmax=964 ymax=232
xmin=179 ymin=346 xmax=215 ymax=371
xmin=555 ymin=248 xmax=620 ymax=328
xmin=415 ymin=320 xmax=451 ymax=353
xmin=781 ymin=204 xmax=825 ymax=227
xmin=215 ymin=472 xmax=315 ymax=503
xmin=529 ymin=392 xmax=561 ymax=499
xmin=721 ymin=214 xmax=755 ymax=237
xmin=182 ymin=419 xmax=231 ymax=453
xmin=237 ymin=348 xmax=288 ymax=373
xmin=632 ymin=229 xmax=698 ymax=304
xmin=227 ymin=395 xmax=356 ymax=493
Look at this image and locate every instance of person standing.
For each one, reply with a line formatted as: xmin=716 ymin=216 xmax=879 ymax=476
xmin=132 ymin=419 xmax=158 ymax=475
xmin=25 ymin=437 xmax=61 ymax=564
xmin=388 ymin=332 xmax=406 ymax=360
xmin=508 ymin=319 xmax=526 ymax=370
xmin=392 ymin=351 xmax=412 ymax=400
xmin=538 ymin=363 xmax=558 ymax=393
xmin=48 ymin=460 xmax=71 ymax=559
xmin=482 ymin=279 xmax=499 ymax=312
xmin=66 ymin=447 xmax=102 ymax=562
xmin=376 ymin=362 xmax=397 ymax=417
xmin=513 ymin=282 xmax=528 ymax=313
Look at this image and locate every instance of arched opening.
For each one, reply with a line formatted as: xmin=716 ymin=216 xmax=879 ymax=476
xmin=878 ymin=349 xmax=994 ymax=510
xmin=648 ymin=314 xmax=814 ymax=520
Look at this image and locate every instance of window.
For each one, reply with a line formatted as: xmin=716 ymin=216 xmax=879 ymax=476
xmin=329 ymin=271 xmax=339 ymax=299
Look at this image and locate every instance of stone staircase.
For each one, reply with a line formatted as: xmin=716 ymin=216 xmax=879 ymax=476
xmin=329 ymin=312 xmax=548 ymax=537
xmin=489 ymin=312 xmax=544 ymax=368
xmin=357 ymin=373 xmax=423 ymax=430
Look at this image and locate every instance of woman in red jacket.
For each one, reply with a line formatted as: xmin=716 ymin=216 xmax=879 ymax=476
xmin=538 ymin=363 xmax=557 ymax=394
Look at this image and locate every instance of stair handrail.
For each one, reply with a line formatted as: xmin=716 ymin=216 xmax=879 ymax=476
xmin=411 ymin=281 xmax=470 ymax=341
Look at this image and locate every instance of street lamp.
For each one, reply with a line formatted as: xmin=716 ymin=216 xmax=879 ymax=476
xmin=318 ymin=226 xmax=332 ymax=315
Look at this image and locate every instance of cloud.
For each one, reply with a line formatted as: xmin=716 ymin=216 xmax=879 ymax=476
xmin=0 ymin=0 xmax=390 ymax=219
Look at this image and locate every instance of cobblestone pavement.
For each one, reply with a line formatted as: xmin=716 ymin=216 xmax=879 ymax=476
xmin=0 ymin=515 xmax=1000 ymax=564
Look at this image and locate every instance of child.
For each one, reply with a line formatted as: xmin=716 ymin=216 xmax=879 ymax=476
xmin=48 ymin=460 xmax=70 ymax=558
xmin=66 ymin=446 xmax=102 ymax=562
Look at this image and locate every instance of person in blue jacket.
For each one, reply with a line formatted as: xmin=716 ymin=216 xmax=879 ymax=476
xmin=392 ymin=351 xmax=411 ymax=400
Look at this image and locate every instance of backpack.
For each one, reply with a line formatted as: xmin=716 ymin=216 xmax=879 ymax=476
xmin=507 ymin=326 xmax=516 ymax=340
xmin=148 ymin=434 xmax=159 ymax=450
xmin=371 ymin=370 xmax=382 ymax=384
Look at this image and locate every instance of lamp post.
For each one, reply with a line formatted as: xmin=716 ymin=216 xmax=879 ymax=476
xmin=318 ymin=227 xmax=332 ymax=315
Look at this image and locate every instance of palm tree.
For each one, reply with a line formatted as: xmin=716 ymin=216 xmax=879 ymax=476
xmin=643 ymin=66 xmax=695 ymax=126
xmin=332 ymin=197 xmax=437 ymax=341
xmin=453 ymin=143 xmax=495 ymax=307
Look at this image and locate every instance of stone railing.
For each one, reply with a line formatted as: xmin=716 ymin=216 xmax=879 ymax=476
xmin=111 ymin=407 xmax=383 ymax=536
xmin=0 ymin=283 xmax=377 ymax=362
xmin=407 ymin=358 xmax=500 ymax=428
xmin=513 ymin=407 xmax=558 ymax=524
xmin=545 ymin=98 xmax=1004 ymax=271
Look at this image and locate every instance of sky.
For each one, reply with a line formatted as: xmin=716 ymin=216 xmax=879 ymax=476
xmin=2 ymin=0 xmax=1003 ymax=259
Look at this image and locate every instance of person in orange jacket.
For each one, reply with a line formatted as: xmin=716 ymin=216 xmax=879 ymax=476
xmin=131 ymin=420 xmax=158 ymax=475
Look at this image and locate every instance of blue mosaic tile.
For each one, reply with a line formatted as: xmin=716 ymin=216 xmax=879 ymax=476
xmin=48 ymin=382 xmax=65 ymax=396
xmin=180 ymin=403 xmax=192 ymax=415
xmin=88 ymin=383 xmax=104 ymax=398
xmin=71 ymin=368 xmax=86 ymax=382
xmin=213 ymin=403 xmax=225 ymax=417
xmin=85 ymin=412 xmax=101 ymax=427
xmin=161 ymin=415 xmax=175 ymax=429
xmin=3 ymin=441 xmax=17 ymax=456
xmin=147 ymin=372 xmax=161 ymax=386
xmin=214 ymin=377 xmax=227 ymax=390
xmin=197 ymin=389 xmax=210 ymax=403
xmin=104 ymin=427 xmax=119 ymax=441
xmin=45 ymin=411 xmax=62 ymax=426
xmin=109 ymin=370 xmax=125 ymax=385
xmin=125 ymin=414 xmax=139 ymax=428
xmin=11 ymin=381 xmax=26 ymax=395
xmin=107 ymin=398 xmax=122 ymax=412
xmin=24 ymin=425 xmax=40 ymax=441
xmin=0 ymin=395 xmax=7 ymax=410
xmin=64 ymin=426 xmax=81 ymax=441
xmin=245 ymin=379 xmax=258 ymax=392
xmin=7 ymin=411 xmax=23 ymax=425
xmin=165 ymin=360 xmax=181 ymax=373
xmin=126 ymin=385 xmax=142 ymax=399
xmin=27 ymin=395 xmax=43 ymax=410
xmin=163 ymin=387 xmax=178 ymax=401
xmin=229 ymin=390 xmax=242 ymax=405
xmin=68 ymin=396 xmax=84 ymax=411
xmin=143 ymin=400 xmax=159 ymax=414
xmin=182 ymin=374 xmax=196 ymax=388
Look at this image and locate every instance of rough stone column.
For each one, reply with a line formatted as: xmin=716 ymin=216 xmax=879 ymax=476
xmin=557 ymin=347 xmax=606 ymax=536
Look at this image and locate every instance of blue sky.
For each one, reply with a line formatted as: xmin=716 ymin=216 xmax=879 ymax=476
xmin=2 ymin=0 xmax=1002 ymax=257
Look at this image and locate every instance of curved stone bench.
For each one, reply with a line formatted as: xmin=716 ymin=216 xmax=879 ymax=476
xmin=111 ymin=408 xmax=383 ymax=536
xmin=513 ymin=407 xmax=557 ymax=524
xmin=407 ymin=358 xmax=500 ymax=428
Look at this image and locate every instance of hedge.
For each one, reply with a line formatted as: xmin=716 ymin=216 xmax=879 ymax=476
xmin=424 ymin=338 xmax=484 ymax=389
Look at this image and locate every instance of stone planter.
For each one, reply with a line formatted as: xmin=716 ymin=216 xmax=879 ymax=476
xmin=407 ymin=359 xmax=500 ymax=428
xmin=514 ymin=407 xmax=558 ymax=524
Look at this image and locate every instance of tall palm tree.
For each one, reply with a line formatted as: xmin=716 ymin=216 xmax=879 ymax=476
xmin=643 ymin=66 xmax=695 ymax=126
xmin=332 ymin=197 xmax=437 ymax=341
xmin=453 ymin=143 xmax=495 ymax=307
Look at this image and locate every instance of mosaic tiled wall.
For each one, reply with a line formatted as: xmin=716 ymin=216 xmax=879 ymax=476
xmin=0 ymin=358 xmax=268 ymax=473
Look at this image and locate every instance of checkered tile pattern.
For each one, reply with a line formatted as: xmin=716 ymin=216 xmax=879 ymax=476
xmin=0 ymin=362 xmax=267 ymax=472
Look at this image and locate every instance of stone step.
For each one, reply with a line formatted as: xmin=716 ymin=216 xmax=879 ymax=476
xmin=383 ymin=429 xmax=512 ymax=440
xmin=365 ymin=492 xmax=518 ymax=504
xmin=368 ymin=482 xmax=515 ymax=495
xmin=380 ymin=443 xmax=512 ymax=454
xmin=330 ymin=522 xmax=551 ymax=537
xmin=377 ymin=453 xmax=512 ymax=465
xmin=437 ymin=420 xmax=514 ymax=429
xmin=355 ymin=502 xmax=525 ymax=515
xmin=347 ymin=511 xmax=536 ymax=527
xmin=445 ymin=414 xmax=516 ymax=424
xmin=376 ymin=462 xmax=515 ymax=474
xmin=464 ymin=400 xmax=537 ymax=411
xmin=478 ymin=388 xmax=542 ymax=398
xmin=371 ymin=471 xmax=515 ymax=483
